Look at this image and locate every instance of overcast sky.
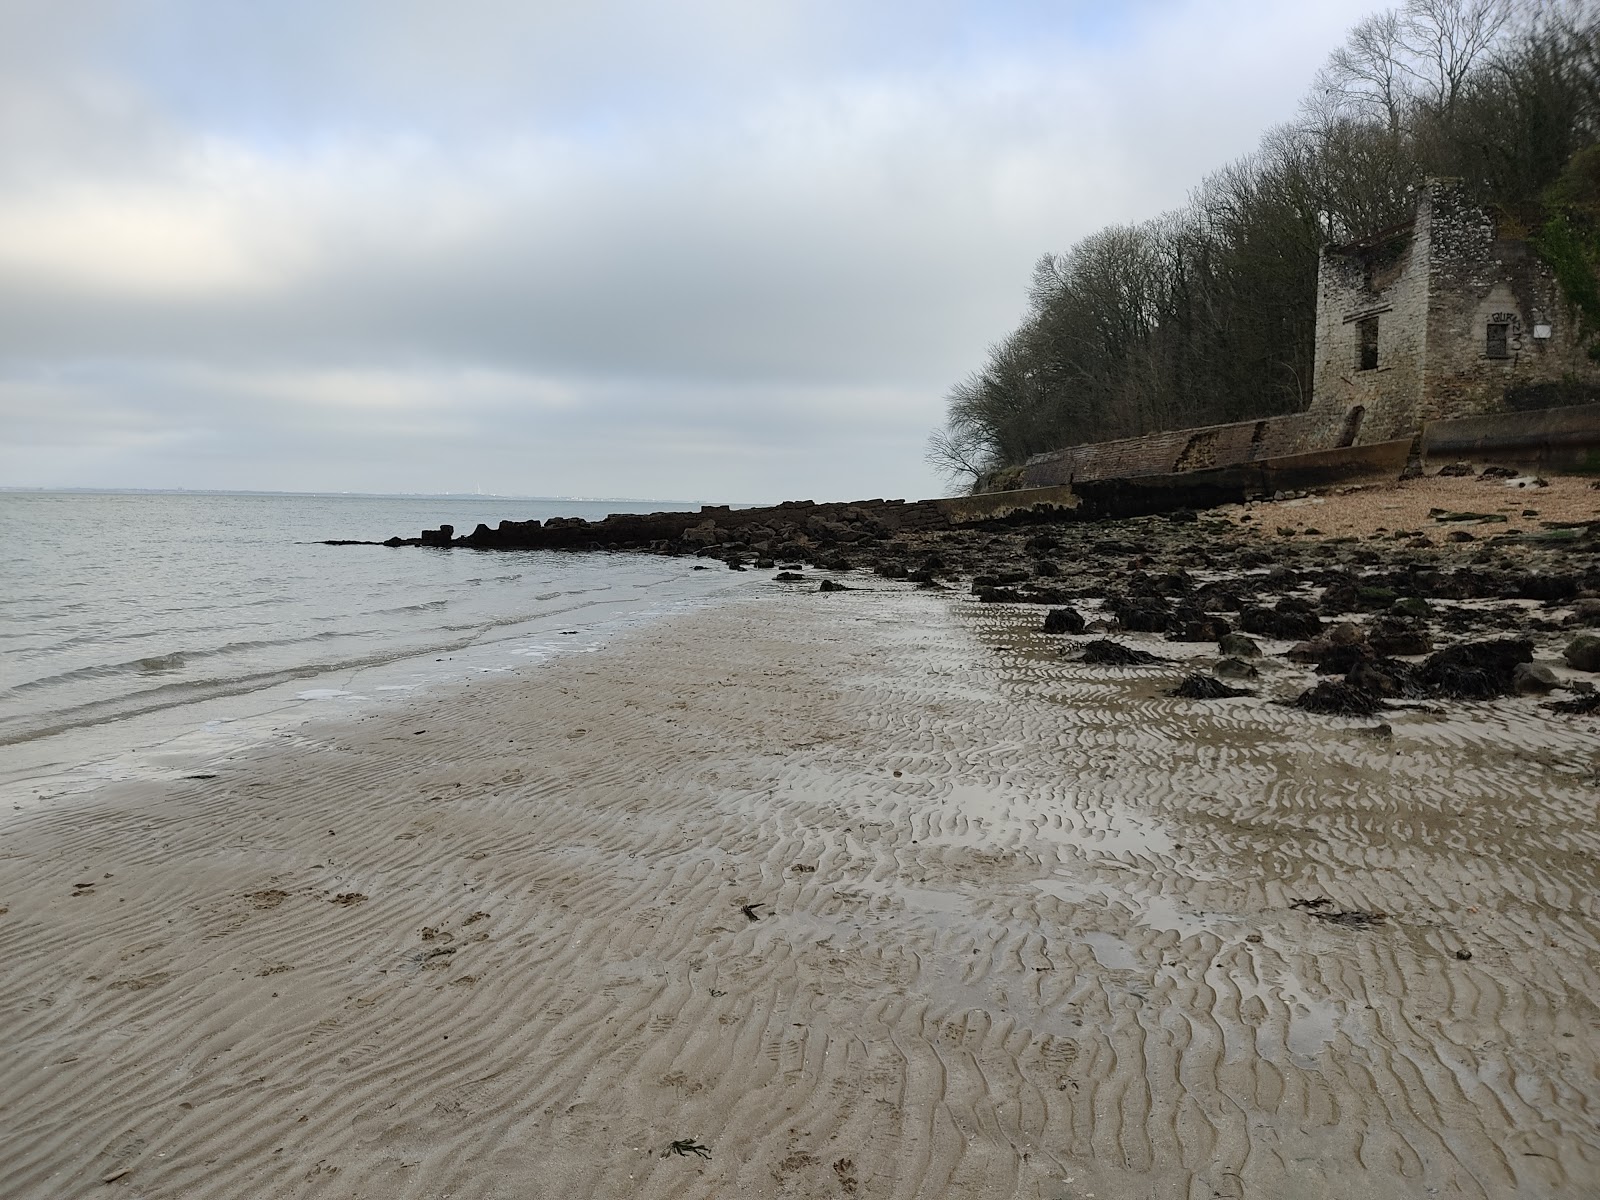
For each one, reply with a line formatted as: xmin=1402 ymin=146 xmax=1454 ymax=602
xmin=0 ymin=0 xmax=1380 ymax=502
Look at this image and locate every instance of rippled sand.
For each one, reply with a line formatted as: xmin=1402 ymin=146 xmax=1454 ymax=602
xmin=2 ymin=582 xmax=1597 ymax=1198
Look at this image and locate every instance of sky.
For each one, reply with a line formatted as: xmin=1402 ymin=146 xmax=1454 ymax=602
xmin=0 ymin=0 xmax=1383 ymax=503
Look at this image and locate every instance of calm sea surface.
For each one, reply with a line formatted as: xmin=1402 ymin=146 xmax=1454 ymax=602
xmin=0 ymin=491 xmax=752 ymax=799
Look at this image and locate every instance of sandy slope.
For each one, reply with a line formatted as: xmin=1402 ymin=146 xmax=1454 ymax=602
xmin=2 ymin=581 xmax=1597 ymax=1199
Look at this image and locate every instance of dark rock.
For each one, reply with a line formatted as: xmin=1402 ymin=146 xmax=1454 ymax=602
xmin=1513 ymin=573 xmax=1580 ymax=604
xmin=774 ymin=572 xmax=806 ymax=582
xmin=818 ymin=579 xmax=851 ymax=592
xmin=1166 ymin=607 xmax=1232 ymax=642
xmin=1170 ymin=673 xmax=1253 ymax=699
xmin=1042 ymin=607 xmax=1087 ymax=635
xmin=1215 ymin=656 xmax=1260 ymax=680
xmin=1436 ymin=461 xmax=1475 ymax=477
xmin=976 ymin=587 xmax=1024 ymax=603
xmin=1368 ymin=615 xmax=1433 ymax=657
xmin=1109 ymin=594 xmax=1171 ymax=633
xmin=1566 ymin=634 xmax=1600 ymax=672
xmin=1480 ymin=464 xmax=1518 ymax=478
xmin=1512 ymin=662 xmax=1559 ymax=695
xmin=1218 ymin=632 xmax=1262 ymax=659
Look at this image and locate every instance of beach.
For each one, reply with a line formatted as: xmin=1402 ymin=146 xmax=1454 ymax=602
xmin=4 ymin=533 xmax=1598 ymax=1199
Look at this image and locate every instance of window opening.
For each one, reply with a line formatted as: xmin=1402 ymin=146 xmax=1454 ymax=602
xmin=1486 ymin=322 xmax=1509 ymax=359
xmin=1357 ymin=316 xmax=1379 ymax=371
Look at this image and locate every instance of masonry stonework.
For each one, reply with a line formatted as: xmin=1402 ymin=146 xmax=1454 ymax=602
xmin=1307 ymin=179 xmax=1599 ymax=443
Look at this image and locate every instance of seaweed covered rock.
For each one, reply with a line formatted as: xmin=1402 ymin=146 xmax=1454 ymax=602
xmin=1215 ymin=656 xmax=1260 ymax=680
xmin=1170 ymin=673 xmax=1253 ymax=699
xmin=1346 ymin=657 xmax=1422 ymax=698
xmin=1078 ymin=639 xmax=1166 ymax=666
xmin=1239 ymin=597 xmax=1323 ymax=641
xmin=1416 ymin=638 xmax=1534 ymax=699
xmin=1166 ymin=606 xmax=1232 ymax=642
xmin=1109 ymin=593 xmax=1172 ymax=633
xmin=1294 ymin=680 xmax=1387 ymax=716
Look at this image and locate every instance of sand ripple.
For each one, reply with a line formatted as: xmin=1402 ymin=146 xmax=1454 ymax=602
xmin=1 ymin=584 xmax=1596 ymax=1198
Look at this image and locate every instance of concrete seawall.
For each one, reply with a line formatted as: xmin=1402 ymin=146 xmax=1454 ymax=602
xmin=1422 ymin=402 xmax=1600 ymax=472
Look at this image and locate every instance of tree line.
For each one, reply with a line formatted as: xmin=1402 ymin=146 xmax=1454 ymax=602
xmin=929 ymin=0 xmax=1600 ymax=490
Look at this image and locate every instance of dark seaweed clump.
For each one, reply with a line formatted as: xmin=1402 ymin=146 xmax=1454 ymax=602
xmin=1415 ymin=638 xmax=1533 ymax=700
xmin=1169 ymin=672 xmax=1253 ymax=699
xmin=1545 ymin=692 xmax=1600 ymax=715
xmin=1078 ymin=639 xmax=1166 ymax=666
xmin=1293 ymin=680 xmax=1388 ymax=716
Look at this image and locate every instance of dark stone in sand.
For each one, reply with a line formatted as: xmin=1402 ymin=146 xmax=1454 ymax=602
xmin=1166 ymin=606 xmax=1232 ymax=642
xmin=1416 ymin=638 xmax=1534 ymax=699
xmin=818 ymin=579 xmax=851 ymax=592
xmin=1436 ymin=461 xmax=1475 ymax=477
xmin=976 ymin=587 xmax=1024 ymax=603
xmin=1368 ymin=615 xmax=1433 ymax=657
xmin=774 ymin=571 xmax=805 ymax=582
xmin=1109 ymin=594 xmax=1171 ymax=633
xmin=1564 ymin=633 xmax=1600 ymax=672
xmin=1218 ymin=632 xmax=1262 ymax=659
xmin=1311 ymin=641 xmax=1376 ymax=674
xmin=1042 ymin=607 xmax=1086 ymax=635
xmin=1513 ymin=662 xmax=1559 ymax=694
xmin=1078 ymin=639 xmax=1166 ymax=666
xmin=1169 ymin=673 xmax=1253 ymax=699
xmin=1294 ymin=680 xmax=1387 ymax=716
xmin=1513 ymin=573 xmax=1580 ymax=604
xmin=1215 ymin=656 xmax=1260 ymax=680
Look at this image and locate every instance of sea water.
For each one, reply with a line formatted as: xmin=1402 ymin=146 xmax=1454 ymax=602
xmin=0 ymin=491 xmax=755 ymax=803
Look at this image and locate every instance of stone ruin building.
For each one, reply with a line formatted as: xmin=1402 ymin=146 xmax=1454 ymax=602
xmin=1305 ymin=177 xmax=1598 ymax=447
xmin=1021 ymin=179 xmax=1600 ymax=493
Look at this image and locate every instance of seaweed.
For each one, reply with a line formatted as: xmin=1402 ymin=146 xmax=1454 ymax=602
xmin=1078 ymin=639 xmax=1166 ymax=666
xmin=1169 ymin=673 xmax=1253 ymax=699
xmin=1293 ymin=680 xmax=1387 ymax=716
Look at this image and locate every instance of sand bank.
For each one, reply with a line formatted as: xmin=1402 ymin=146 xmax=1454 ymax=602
xmin=2 ymin=580 xmax=1597 ymax=1198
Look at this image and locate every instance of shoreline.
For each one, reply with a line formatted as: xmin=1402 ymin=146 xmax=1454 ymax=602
xmin=2 ymin=572 xmax=1597 ymax=1197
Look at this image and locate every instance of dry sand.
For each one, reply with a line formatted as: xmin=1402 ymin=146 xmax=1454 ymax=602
xmin=2 ymin=577 xmax=1598 ymax=1199
xmin=1221 ymin=472 xmax=1600 ymax=541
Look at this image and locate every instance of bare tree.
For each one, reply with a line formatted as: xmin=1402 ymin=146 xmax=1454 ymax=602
xmin=1313 ymin=9 xmax=1412 ymax=133
xmin=1401 ymin=0 xmax=1515 ymax=116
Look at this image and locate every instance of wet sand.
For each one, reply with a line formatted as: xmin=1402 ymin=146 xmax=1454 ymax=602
xmin=2 ymin=579 xmax=1598 ymax=1198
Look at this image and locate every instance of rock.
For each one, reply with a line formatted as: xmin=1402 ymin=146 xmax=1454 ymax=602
xmin=1512 ymin=662 xmax=1559 ymax=695
xmin=1480 ymin=464 xmax=1518 ymax=478
xmin=1218 ymin=632 xmax=1262 ymax=659
xmin=1391 ymin=596 xmax=1431 ymax=619
xmin=1436 ymin=461 xmax=1475 ymax=477
xmin=1215 ymin=656 xmax=1260 ymax=680
xmin=1417 ymin=638 xmax=1534 ymax=699
xmin=1569 ymin=598 xmax=1600 ymax=626
xmin=1239 ymin=598 xmax=1323 ymax=641
xmin=1565 ymin=633 xmax=1600 ymax=672
xmin=1368 ymin=615 xmax=1432 ymax=657
xmin=1346 ymin=657 xmax=1421 ymax=698
xmin=1042 ymin=607 xmax=1086 ymax=635
xmin=1109 ymin=594 xmax=1171 ymax=633
xmin=774 ymin=571 xmax=806 ymax=582
xmin=1166 ymin=608 xmax=1232 ymax=642
xmin=976 ymin=587 xmax=1024 ymax=603
xmin=818 ymin=579 xmax=851 ymax=592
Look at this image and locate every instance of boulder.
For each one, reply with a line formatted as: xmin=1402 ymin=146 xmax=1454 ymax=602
xmin=1218 ymin=632 xmax=1262 ymax=659
xmin=1566 ymin=633 xmax=1600 ymax=672
xmin=1042 ymin=607 xmax=1087 ymax=635
xmin=1513 ymin=662 xmax=1559 ymax=695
